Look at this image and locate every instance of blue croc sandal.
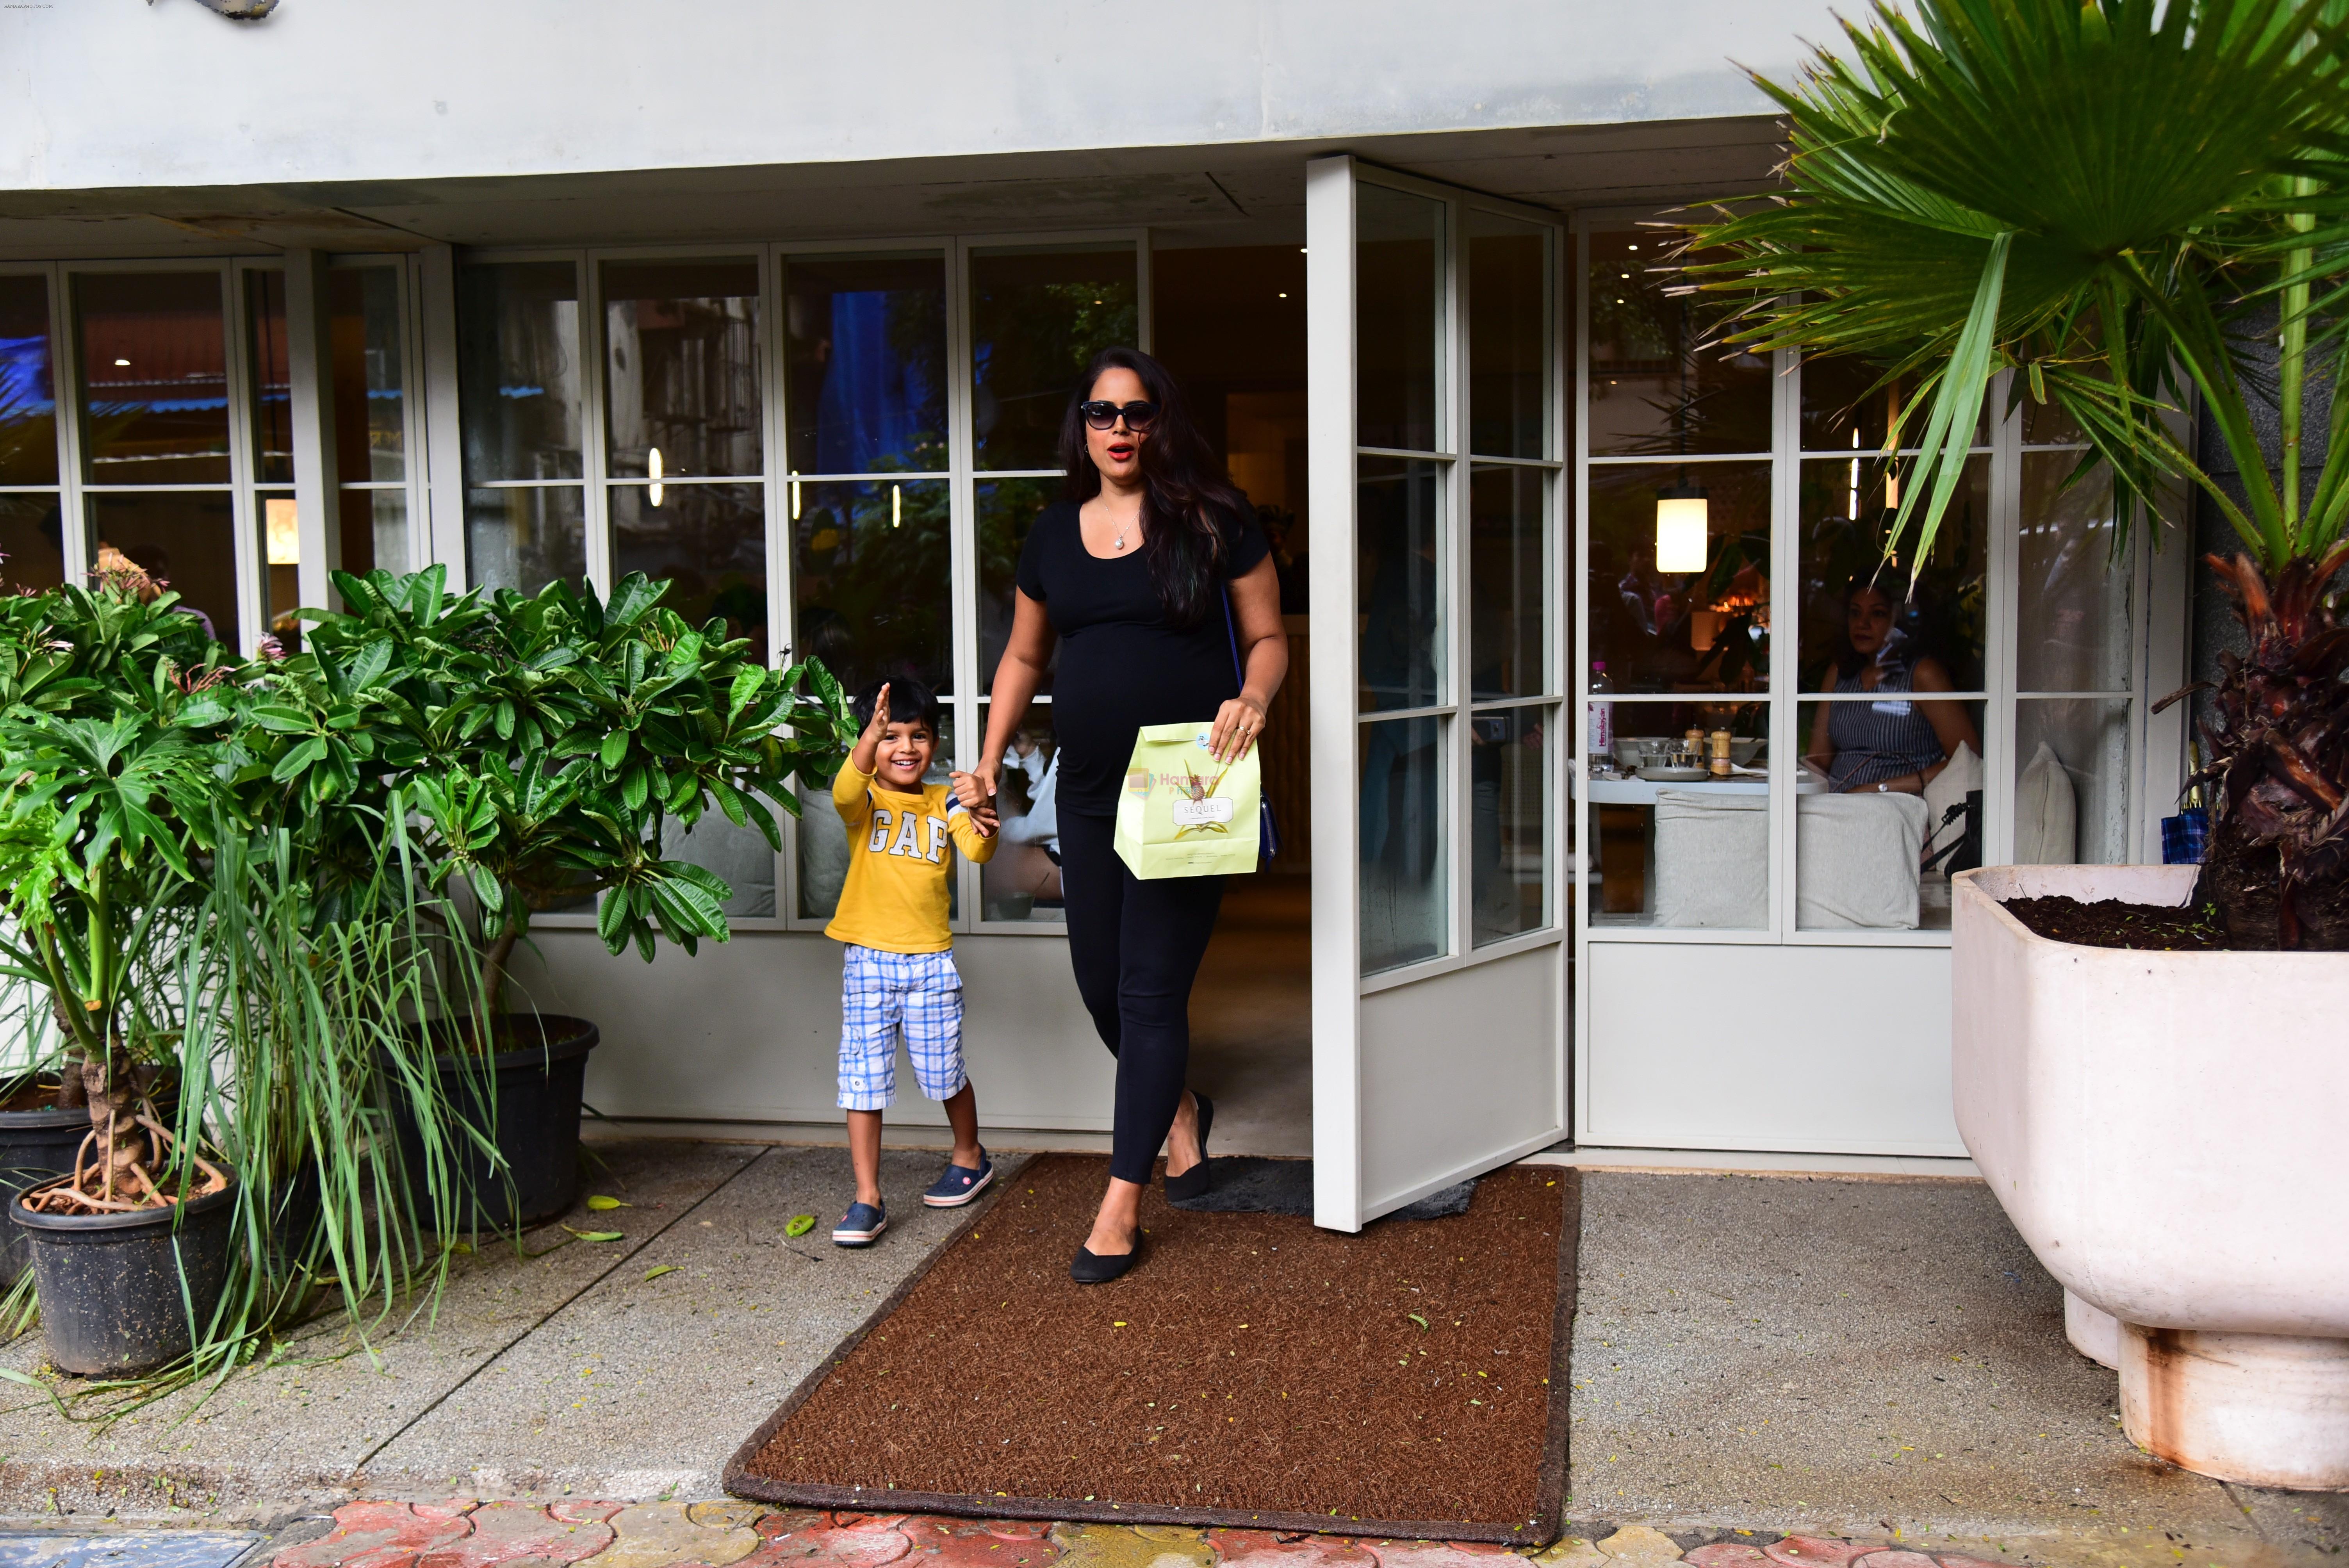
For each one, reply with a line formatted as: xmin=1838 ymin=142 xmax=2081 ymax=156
xmin=923 ymin=1149 xmax=994 ymax=1208
xmin=832 ymin=1201 xmax=888 ymax=1246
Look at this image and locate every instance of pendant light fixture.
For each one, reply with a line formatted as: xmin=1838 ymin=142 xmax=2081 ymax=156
xmin=1654 ymin=296 xmax=1708 ymax=574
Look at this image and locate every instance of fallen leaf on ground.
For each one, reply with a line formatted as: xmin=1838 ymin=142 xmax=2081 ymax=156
xmin=586 ymin=1195 xmax=627 ymax=1211
xmin=564 ymin=1227 xmax=624 ymax=1242
xmin=643 ymin=1265 xmax=677 ymax=1281
xmin=784 ymin=1214 xmax=816 ymax=1237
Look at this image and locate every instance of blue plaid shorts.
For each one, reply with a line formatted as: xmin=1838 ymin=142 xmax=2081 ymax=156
xmin=837 ymin=944 xmax=967 ymax=1112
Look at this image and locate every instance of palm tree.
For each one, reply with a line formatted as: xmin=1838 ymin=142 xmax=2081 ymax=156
xmin=1680 ymin=0 xmax=2349 ymax=947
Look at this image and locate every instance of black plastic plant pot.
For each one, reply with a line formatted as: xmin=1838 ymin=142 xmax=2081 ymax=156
xmin=394 ymin=1015 xmax=600 ymax=1233
xmin=10 ymin=1176 xmax=239 ymax=1378
xmin=0 ymin=1095 xmax=90 ymax=1288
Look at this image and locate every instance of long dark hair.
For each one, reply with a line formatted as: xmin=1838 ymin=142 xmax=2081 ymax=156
xmin=1058 ymin=346 xmax=1249 ymax=628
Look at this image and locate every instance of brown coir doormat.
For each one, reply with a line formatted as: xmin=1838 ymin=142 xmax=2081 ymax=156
xmin=724 ymin=1155 xmax=1579 ymax=1542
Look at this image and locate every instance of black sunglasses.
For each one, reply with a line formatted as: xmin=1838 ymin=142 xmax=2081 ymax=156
xmin=1080 ymin=399 xmax=1160 ymax=431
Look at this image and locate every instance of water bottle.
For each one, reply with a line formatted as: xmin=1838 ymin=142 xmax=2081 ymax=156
xmin=1587 ymin=661 xmax=1614 ymax=760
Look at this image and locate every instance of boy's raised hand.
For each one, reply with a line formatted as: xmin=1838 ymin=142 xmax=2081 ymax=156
xmin=850 ymin=682 xmax=891 ymax=772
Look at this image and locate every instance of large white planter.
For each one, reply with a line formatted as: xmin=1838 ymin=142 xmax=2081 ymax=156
xmin=1952 ymin=865 xmax=2349 ymax=1490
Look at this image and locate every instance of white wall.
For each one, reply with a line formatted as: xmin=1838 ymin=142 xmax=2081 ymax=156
xmin=0 ymin=2 xmax=1830 ymax=193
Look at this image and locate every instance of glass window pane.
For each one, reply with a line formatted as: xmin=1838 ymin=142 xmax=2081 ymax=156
xmin=1586 ymin=698 xmax=1768 ymax=929
xmin=603 ymin=259 xmax=761 ymax=481
xmin=797 ymin=708 xmax=956 ymax=922
xmin=663 ymin=810 xmax=776 ymax=919
xmin=330 ymin=267 xmax=406 ymax=483
xmin=0 ymin=494 xmax=65 ymax=591
xmin=1797 ymin=697 xmax=1985 ymax=932
xmin=1799 ymin=356 xmax=1987 ymax=453
xmin=1362 ymin=713 xmax=1447 ymax=973
xmin=970 ymin=244 xmax=1137 ymax=471
xmin=1472 ymin=704 xmax=1550 ymax=944
xmin=2016 ymin=698 xmax=2132 ymax=865
xmin=1798 ymin=453 xmax=1987 ymax=695
xmin=2018 ymin=455 xmax=2130 ymax=691
xmin=0 ymin=274 xmax=59 ymax=486
xmin=340 ymin=487 xmax=406 ymax=579
xmin=1359 ymin=456 xmax=1445 ymax=712
xmin=262 ymin=492 xmax=298 ymax=643
xmin=1357 ymin=183 xmax=1445 ymax=453
xmin=75 ymin=271 xmax=229 ymax=486
xmin=246 ymin=269 xmax=292 ymax=485
xmin=458 ymin=262 xmax=581 ymax=482
xmin=465 ymin=485 xmax=584 ymax=596
xmin=1469 ymin=463 xmax=1547 ymax=700
xmin=790 ymin=476 xmax=952 ymax=696
xmin=1588 ymin=461 xmax=1770 ymax=694
xmin=1468 ymin=210 xmax=1548 ymax=458
xmin=2022 ymin=396 xmax=2085 ymax=446
xmin=980 ymin=701 xmax=1065 ymax=925
xmin=978 ymin=475 xmax=1061 ymax=696
xmin=783 ymin=253 xmax=947 ymax=477
xmin=1588 ymin=231 xmax=1768 ymax=457
xmin=611 ymin=481 xmax=768 ymax=663
xmin=88 ymin=490 xmax=237 ymax=647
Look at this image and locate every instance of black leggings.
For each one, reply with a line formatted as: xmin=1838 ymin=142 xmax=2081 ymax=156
xmin=1056 ymin=811 xmax=1227 ymax=1185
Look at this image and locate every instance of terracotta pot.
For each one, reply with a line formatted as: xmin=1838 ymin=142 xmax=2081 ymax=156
xmin=1952 ymin=865 xmax=2349 ymax=1489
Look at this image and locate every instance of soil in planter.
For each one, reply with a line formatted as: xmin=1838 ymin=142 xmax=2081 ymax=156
xmin=2002 ymin=894 xmax=2234 ymax=951
xmin=1 ymin=1079 xmax=62 ymax=1114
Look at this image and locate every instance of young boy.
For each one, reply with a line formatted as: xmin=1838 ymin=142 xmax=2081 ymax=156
xmin=824 ymin=678 xmax=998 ymax=1246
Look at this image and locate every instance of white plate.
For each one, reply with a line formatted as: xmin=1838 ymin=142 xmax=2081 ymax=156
xmin=1637 ymin=765 xmax=1712 ymax=782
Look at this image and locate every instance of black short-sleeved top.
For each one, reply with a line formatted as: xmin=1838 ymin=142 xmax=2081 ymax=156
xmin=1013 ymin=499 xmax=1269 ymax=818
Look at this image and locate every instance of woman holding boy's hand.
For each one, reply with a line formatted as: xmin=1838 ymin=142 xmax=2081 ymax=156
xmin=974 ymin=347 xmax=1287 ymax=1284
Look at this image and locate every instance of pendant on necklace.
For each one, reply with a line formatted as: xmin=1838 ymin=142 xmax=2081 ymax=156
xmin=1115 ymin=532 xmax=1127 ymax=551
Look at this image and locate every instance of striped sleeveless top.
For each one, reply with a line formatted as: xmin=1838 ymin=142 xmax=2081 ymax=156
xmin=1826 ymin=667 xmax=1946 ymax=789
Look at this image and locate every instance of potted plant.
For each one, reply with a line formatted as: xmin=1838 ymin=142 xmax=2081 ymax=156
xmin=274 ymin=568 xmax=854 ymax=1230
xmin=0 ymin=578 xmax=245 ymax=1376
xmin=1677 ymin=0 xmax=2349 ymax=1488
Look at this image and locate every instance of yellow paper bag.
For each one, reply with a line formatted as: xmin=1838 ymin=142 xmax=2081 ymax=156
xmin=1113 ymin=720 xmax=1262 ymax=880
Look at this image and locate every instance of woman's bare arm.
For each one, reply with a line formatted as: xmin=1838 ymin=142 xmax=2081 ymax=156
xmin=975 ymin=589 xmax=1057 ymax=802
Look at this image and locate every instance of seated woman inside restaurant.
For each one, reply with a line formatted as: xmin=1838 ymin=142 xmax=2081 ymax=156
xmin=1803 ymin=579 xmax=1980 ymax=794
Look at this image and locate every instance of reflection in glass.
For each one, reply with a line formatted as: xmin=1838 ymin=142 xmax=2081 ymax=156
xmin=1357 ymin=183 xmax=1444 ymax=453
xmin=0 ymin=493 xmax=65 ymax=591
xmin=457 ymin=262 xmax=581 ymax=482
xmin=75 ymin=271 xmax=229 ymax=486
xmin=263 ymin=492 xmax=299 ymax=643
xmin=1359 ymin=456 xmax=1444 ymax=712
xmin=663 ymin=807 xmax=777 ymax=918
xmin=980 ymin=700 xmax=1065 ymax=924
xmin=2018 ymin=455 xmax=2129 ymax=691
xmin=1470 ymin=464 xmax=1546 ymax=700
xmin=246 ymin=269 xmax=292 ymax=485
xmin=339 ymin=487 xmax=406 ymax=581
xmin=1587 ymin=232 xmax=1768 ymax=456
xmin=791 ymin=477 xmax=952 ymax=695
xmin=1588 ymin=699 xmax=1768 ymax=929
xmin=978 ymin=476 xmax=1060 ymax=696
xmin=88 ymin=490 xmax=237 ymax=648
xmin=2016 ymin=698 xmax=2132 ymax=865
xmin=465 ymin=485 xmax=585 ymax=597
xmin=1469 ymin=210 xmax=1548 ymax=458
xmin=970 ymin=246 xmax=1137 ymax=471
xmin=1798 ymin=697 xmax=1986 ymax=932
xmin=1472 ymin=704 xmax=1549 ymax=945
xmin=330 ymin=266 xmax=406 ymax=483
xmin=783 ymin=253 xmax=947 ymax=476
xmin=611 ymin=482 xmax=767 ymax=662
xmin=1362 ymin=713 xmax=1446 ymax=973
xmin=798 ymin=709 xmax=956 ymax=921
xmin=604 ymin=259 xmax=761 ymax=480
xmin=0 ymin=273 xmax=58 ymax=486
xmin=1799 ymin=355 xmax=1987 ymax=453
xmin=1587 ymin=461 xmax=1770 ymax=693
xmin=1798 ymin=454 xmax=1987 ymax=693
xmin=2022 ymin=394 xmax=2086 ymax=446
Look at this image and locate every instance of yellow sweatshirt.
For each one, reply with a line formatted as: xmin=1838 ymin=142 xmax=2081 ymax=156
xmin=823 ymin=761 xmax=997 ymax=953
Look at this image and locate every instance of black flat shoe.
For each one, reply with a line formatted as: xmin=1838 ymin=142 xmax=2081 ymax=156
xmin=1071 ymin=1234 xmax=1142 ymax=1285
xmin=1163 ymin=1092 xmax=1217 ymax=1203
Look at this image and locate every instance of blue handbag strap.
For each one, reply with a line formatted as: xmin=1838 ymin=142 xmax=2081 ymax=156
xmin=1222 ymin=588 xmax=1244 ymax=688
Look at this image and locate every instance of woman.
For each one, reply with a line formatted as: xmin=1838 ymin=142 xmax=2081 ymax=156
xmin=1803 ymin=580 xmax=1980 ymax=793
xmin=973 ymin=347 xmax=1287 ymax=1284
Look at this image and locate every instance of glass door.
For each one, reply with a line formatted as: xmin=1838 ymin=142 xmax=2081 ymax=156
xmin=1305 ymin=156 xmax=1568 ymax=1231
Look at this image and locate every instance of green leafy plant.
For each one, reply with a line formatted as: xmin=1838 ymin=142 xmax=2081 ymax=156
xmin=1680 ymin=0 xmax=2349 ymax=946
xmin=270 ymin=567 xmax=857 ymax=1030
